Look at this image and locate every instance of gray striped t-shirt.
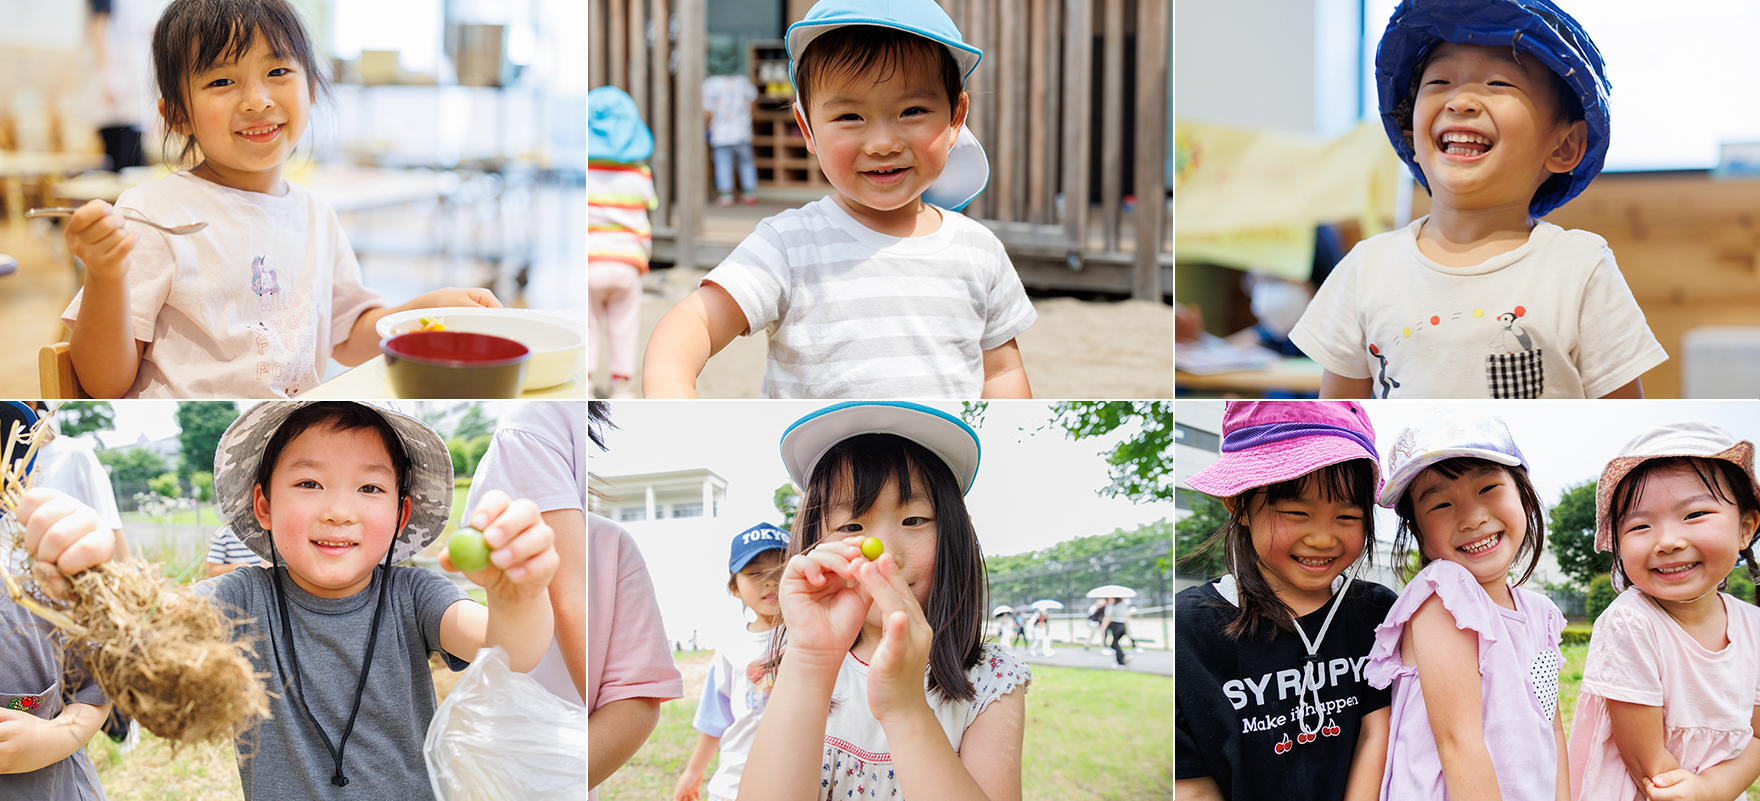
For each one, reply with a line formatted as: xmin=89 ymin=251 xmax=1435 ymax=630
xmin=704 ymin=197 xmax=1036 ymax=398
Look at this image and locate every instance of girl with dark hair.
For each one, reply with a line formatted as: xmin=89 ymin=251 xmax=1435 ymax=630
xmin=1568 ymin=423 xmax=1760 ymax=800
xmin=740 ymin=402 xmax=1026 ymax=801
xmin=1369 ymin=414 xmax=1566 ymax=800
xmin=58 ymin=0 xmax=496 ymax=399
xmin=1176 ymin=401 xmax=1396 ymax=801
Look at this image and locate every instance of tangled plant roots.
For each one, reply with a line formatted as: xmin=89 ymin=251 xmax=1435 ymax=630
xmin=0 ymin=417 xmax=268 ymax=745
xmin=59 ymin=563 xmax=270 ymax=743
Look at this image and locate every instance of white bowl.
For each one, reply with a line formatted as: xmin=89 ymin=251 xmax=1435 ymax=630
xmin=376 ymin=307 xmax=583 ymax=390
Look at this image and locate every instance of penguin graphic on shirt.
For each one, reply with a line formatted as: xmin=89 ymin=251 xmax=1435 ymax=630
xmin=1490 ymin=308 xmax=1533 ymax=354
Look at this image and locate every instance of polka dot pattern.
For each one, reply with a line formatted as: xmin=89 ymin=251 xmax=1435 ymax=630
xmin=1530 ymin=648 xmax=1563 ymax=722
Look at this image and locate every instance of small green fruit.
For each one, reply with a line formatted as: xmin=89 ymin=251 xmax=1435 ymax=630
xmin=449 ymin=529 xmax=492 ymax=572
xmin=860 ymin=537 xmax=884 ymax=561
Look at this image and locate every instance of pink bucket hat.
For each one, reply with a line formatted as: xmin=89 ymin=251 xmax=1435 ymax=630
xmin=1595 ymin=422 xmax=1760 ymax=553
xmin=1184 ymin=401 xmax=1382 ymax=500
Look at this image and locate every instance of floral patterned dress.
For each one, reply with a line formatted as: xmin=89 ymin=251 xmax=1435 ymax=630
xmin=818 ymin=642 xmax=1030 ymax=799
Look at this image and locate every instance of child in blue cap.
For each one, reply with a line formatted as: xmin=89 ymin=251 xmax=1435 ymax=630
xmin=673 ymin=522 xmax=789 ymax=801
xmin=1290 ymin=0 xmax=1666 ymax=400
xmin=588 ymin=86 xmax=659 ymax=400
xmin=644 ymin=0 xmax=1037 ymax=400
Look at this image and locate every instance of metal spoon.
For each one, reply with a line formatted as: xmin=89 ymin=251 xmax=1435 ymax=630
xmin=25 ymin=207 xmax=207 ymax=236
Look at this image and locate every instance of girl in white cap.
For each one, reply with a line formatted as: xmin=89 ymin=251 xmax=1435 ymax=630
xmin=740 ymin=402 xmax=1027 ymax=800
xmin=1368 ymin=414 xmax=1567 ymax=801
xmin=1176 ymin=401 xmax=1396 ymax=801
xmin=1566 ymin=422 xmax=1760 ymax=801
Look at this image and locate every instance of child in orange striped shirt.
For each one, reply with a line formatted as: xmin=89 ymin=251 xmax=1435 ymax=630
xmin=587 ymin=86 xmax=658 ymax=400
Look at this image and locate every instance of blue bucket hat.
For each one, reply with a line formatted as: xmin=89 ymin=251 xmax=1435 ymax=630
xmin=588 ymin=86 xmax=655 ymax=164
xmin=785 ymin=0 xmax=989 ymax=211
xmin=1376 ymin=0 xmax=1610 ymax=217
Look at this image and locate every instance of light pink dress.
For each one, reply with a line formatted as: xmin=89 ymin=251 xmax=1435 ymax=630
xmin=1367 ymin=560 xmax=1567 ymax=801
xmin=1568 ymin=588 xmax=1760 ymax=801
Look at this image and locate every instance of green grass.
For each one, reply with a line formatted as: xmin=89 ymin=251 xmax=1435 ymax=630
xmin=119 ymin=505 xmax=224 ymax=527
xmin=597 ymin=650 xmax=1172 ymax=800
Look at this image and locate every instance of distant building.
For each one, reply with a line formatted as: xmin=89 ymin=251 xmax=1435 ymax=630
xmin=590 ymin=468 xmax=729 ymax=528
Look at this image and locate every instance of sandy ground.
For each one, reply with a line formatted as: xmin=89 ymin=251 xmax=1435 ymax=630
xmin=591 ymin=266 xmax=1173 ymax=399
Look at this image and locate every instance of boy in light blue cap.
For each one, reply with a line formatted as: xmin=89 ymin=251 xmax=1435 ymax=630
xmin=644 ymin=0 xmax=1037 ymax=400
xmin=1290 ymin=0 xmax=1665 ymax=401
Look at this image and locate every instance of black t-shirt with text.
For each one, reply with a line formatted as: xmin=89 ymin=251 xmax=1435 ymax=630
xmin=1175 ymin=578 xmax=1397 ymax=801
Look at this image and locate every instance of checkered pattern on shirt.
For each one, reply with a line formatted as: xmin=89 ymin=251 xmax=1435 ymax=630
xmin=1487 ymin=349 xmax=1545 ymax=399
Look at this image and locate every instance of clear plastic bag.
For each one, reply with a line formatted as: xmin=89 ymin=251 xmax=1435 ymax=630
xmin=424 ymin=646 xmax=587 ymax=801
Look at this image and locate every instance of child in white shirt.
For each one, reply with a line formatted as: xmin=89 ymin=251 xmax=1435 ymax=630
xmin=60 ymin=0 xmax=497 ymax=398
xmin=1290 ymin=0 xmax=1665 ymax=399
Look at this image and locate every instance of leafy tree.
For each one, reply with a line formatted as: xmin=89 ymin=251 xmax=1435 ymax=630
xmin=1586 ymin=573 xmax=1618 ymax=623
xmin=191 ymin=470 xmax=215 ymax=503
xmin=774 ymin=482 xmax=801 ymax=530
xmin=984 ymin=520 xmax=1173 ymax=608
xmin=1548 ymin=481 xmax=1608 ymax=590
xmin=454 ymin=405 xmax=494 ymax=441
xmin=1728 ymin=566 xmax=1756 ymax=605
xmin=176 ymin=402 xmax=239 ymax=482
xmin=1174 ymin=492 xmax=1228 ymax=578
xmin=97 ymin=448 xmax=168 ymax=485
xmin=960 ymin=402 xmax=986 ymax=429
xmin=465 ymin=435 xmax=493 ymax=476
xmin=148 ymin=472 xmax=181 ymax=498
xmin=448 ymin=438 xmax=471 ymax=477
xmin=1050 ymin=402 xmax=1172 ymax=502
xmin=55 ymin=402 xmax=115 ymax=438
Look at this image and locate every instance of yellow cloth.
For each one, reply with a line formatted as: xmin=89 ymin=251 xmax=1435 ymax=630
xmin=1174 ymin=120 xmax=1404 ymax=280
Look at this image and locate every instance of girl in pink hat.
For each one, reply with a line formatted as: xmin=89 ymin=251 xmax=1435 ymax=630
xmin=1176 ymin=401 xmax=1397 ymax=801
xmin=1367 ymin=414 xmax=1567 ymax=801
xmin=1566 ymin=422 xmax=1760 ymax=801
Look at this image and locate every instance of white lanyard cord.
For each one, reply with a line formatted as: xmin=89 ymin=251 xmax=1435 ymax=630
xmin=1292 ymin=573 xmax=1353 ymax=736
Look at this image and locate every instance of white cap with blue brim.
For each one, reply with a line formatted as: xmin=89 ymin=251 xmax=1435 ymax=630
xmin=780 ymin=401 xmax=981 ymax=496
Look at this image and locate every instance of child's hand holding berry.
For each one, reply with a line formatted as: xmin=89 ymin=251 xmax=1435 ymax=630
xmin=777 ymin=535 xmax=871 ymax=660
xmin=445 ymin=489 xmax=558 ymax=605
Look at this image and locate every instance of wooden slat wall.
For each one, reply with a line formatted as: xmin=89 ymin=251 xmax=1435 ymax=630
xmin=598 ymin=0 xmax=1170 ymax=298
xmin=1413 ymin=173 xmax=1760 ymax=399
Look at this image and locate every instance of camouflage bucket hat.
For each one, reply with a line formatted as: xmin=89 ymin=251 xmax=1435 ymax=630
xmin=215 ymin=401 xmax=455 ymax=564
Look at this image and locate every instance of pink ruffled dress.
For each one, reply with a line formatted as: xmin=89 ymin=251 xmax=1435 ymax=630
xmin=1567 ymin=588 xmax=1760 ymax=801
xmin=1366 ymin=560 xmax=1567 ymax=801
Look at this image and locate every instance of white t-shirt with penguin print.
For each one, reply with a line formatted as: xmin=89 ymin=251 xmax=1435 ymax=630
xmin=1289 ymin=216 xmax=1666 ymax=399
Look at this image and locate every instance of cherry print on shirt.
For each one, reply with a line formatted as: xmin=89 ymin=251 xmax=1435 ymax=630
xmin=1297 ymin=730 xmax=1317 ymax=744
xmin=1322 ymin=718 xmax=1341 ymax=737
xmin=1275 ymin=733 xmax=1293 ymax=754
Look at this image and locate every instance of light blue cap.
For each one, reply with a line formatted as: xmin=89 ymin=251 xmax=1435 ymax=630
xmin=587 ymin=86 xmax=655 ymax=164
xmin=785 ymin=0 xmax=989 ymax=211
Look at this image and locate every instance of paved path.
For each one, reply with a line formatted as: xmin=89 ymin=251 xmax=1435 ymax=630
xmin=1008 ymin=645 xmax=1172 ymax=677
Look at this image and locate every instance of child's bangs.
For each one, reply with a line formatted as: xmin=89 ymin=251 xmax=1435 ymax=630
xmin=797 ymin=26 xmax=962 ymax=112
xmin=811 ymin=433 xmax=954 ymax=519
xmin=1260 ymin=459 xmax=1374 ymax=510
xmin=1613 ymin=457 xmax=1757 ymax=530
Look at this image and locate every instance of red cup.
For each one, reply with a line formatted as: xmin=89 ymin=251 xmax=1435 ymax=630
xmin=381 ymin=331 xmax=529 ymax=398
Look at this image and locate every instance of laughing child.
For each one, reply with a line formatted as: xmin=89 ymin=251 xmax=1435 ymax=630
xmin=181 ymin=401 xmax=557 ymax=799
xmin=672 ymin=522 xmax=788 ymax=801
xmin=643 ymin=0 xmax=1037 ymax=399
xmin=1290 ymin=0 xmax=1666 ymax=399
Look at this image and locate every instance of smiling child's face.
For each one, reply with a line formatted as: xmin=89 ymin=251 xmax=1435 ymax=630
xmin=175 ymin=31 xmax=311 ymax=195
xmin=802 ymin=50 xmax=967 ymax=227
xmin=1617 ymin=463 xmax=1759 ymax=608
xmin=1409 ymin=42 xmax=1586 ymax=213
xmin=253 ymin=423 xmax=408 ymax=599
xmin=1408 ymin=462 xmax=1526 ymax=592
xmin=1241 ymin=478 xmax=1366 ymax=614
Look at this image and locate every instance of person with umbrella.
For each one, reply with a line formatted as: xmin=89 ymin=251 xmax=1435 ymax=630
xmin=1088 ymin=585 xmax=1137 ymax=667
xmin=1027 ymin=600 xmax=1061 ymax=657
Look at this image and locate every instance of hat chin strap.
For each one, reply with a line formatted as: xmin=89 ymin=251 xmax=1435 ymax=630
xmin=1292 ymin=570 xmax=1354 ymax=737
xmin=267 ymin=533 xmax=397 ymax=788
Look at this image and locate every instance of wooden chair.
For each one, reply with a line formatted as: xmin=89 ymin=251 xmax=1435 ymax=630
xmin=39 ymin=342 xmax=85 ymax=399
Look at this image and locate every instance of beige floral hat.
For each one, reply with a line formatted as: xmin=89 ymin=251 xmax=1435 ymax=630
xmin=1595 ymin=421 xmax=1760 ymax=553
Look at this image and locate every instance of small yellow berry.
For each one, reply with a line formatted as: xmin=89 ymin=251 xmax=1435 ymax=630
xmin=449 ymin=529 xmax=491 ymax=572
xmin=860 ymin=537 xmax=884 ymax=561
